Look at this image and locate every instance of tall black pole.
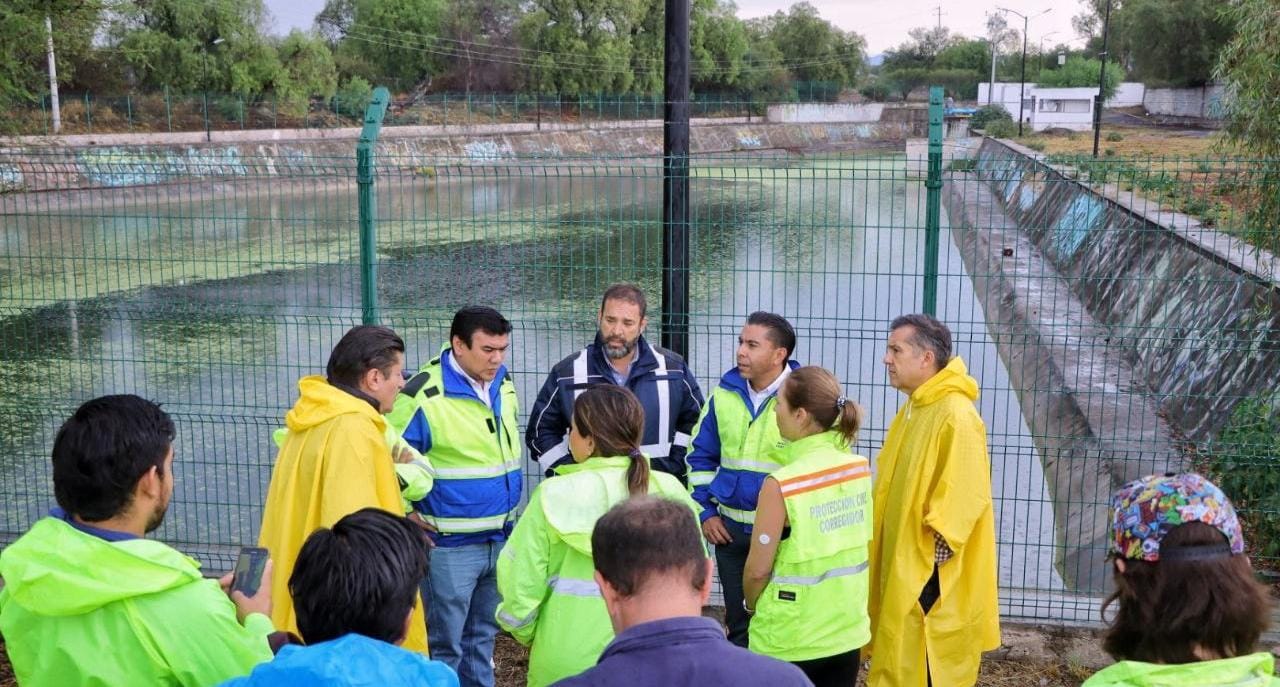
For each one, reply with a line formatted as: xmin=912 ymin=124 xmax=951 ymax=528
xmin=202 ymin=49 xmax=211 ymax=143
xmin=662 ymin=0 xmax=691 ymax=358
xmin=1092 ymin=0 xmax=1112 ymax=158
xmin=1018 ymin=15 xmax=1027 ymax=136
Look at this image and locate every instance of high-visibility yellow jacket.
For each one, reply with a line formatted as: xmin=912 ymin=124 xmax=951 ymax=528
xmin=866 ymin=357 xmax=1000 ymax=687
xmin=495 ymin=456 xmax=701 ymax=687
xmin=750 ymin=430 xmax=873 ymax=662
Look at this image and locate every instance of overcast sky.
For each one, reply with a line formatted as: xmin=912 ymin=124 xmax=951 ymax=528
xmin=264 ymin=0 xmax=1085 ymax=55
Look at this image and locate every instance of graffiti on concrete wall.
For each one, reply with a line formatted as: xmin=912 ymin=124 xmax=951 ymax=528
xmin=1053 ymin=193 xmax=1106 ymax=258
xmin=77 ymin=146 xmax=248 ymax=187
xmin=0 ymin=164 xmax=22 ymax=191
xmin=463 ymin=140 xmax=513 ymax=162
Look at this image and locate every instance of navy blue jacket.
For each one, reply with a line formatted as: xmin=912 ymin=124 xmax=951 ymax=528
xmin=551 ymin=616 xmax=812 ymax=687
xmin=526 ymin=334 xmax=704 ymax=481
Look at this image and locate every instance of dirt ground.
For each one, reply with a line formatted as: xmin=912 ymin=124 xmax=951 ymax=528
xmin=1013 ymin=124 xmax=1228 ymax=158
xmin=0 ymin=629 xmax=1095 ymax=687
xmin=493 ymin=632 xmax=1097 ymax=687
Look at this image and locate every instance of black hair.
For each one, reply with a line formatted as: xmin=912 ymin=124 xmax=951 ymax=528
xmin=289 ymin=508 xmax=428 ymax=645
xmin=889 ymin=313 xmax=952 ymax=371
xmin=600 ymin=284 xmax=648 ymax=319
xmin=450 ymin=306 xmax=513 ymax=347
xmin=745 ymin=311 xmax=797 ymax=359
xmin=52 ymin=395 xmax=175 ymax=522
xmin=326 ymin=325 xmax=405 ymax=390
xmin=592 ymin=497 xmax=707 ymax=597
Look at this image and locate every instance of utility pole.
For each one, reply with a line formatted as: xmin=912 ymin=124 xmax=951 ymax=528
xmin=998 ymin=7 xmax=1050 ymax=137
xmin=1092 ymin=0 xmax=1113 ymax=158
xmin=988 ymin=39 xmax=997 ymax=105
xmin=661 ymin=0 xmax=690 ymax=358
xmin=45 ymin=15 xmax=60 ymax=134
xmin=934 ymin=6 xmax=944 ymax=29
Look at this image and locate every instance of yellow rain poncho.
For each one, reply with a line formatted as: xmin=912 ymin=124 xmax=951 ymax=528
xmin=867 ymin=357 xmax=1000 ymax=687
xmin=257 ymin=375 xmax=429 ymax=654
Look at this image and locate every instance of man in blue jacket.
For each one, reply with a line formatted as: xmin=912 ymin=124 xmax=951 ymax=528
xmin=686 ymin=311 xmax=799 ymax=647
xmin=385 ymin=306 xmax=522 ymax=687
xmin=553 ymin=497 xmax=811 ymax=687
xmin=527 ymin=284 xmax=704 ymax=482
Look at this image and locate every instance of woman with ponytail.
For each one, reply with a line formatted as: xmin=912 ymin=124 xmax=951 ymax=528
xmin=743 ymin=366 xmax=873 ymax=686
xmin=495 ymin=385 xmax=700 ymax=686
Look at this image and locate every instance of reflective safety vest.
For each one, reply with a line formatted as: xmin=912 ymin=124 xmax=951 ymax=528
xmin=495 ymin=457 xmax=702 ymax=687
xmin=386 ymin=350 xmax=522 ymax=544
xmin=687 ymin=368 xmax=794 ymax=527
xmin=749 ymin=430 xmax=873 ymax=662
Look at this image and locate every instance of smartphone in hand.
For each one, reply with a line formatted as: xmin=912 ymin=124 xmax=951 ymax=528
xmin=230 ymin=546 xmax=270 ymax=597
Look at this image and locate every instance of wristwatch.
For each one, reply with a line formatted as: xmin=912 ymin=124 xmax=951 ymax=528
xmin=743 ymin=598 xmax=755 ymax=616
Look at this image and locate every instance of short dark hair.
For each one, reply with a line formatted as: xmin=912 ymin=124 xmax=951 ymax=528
xmin=592 ymin=497 xmax=706 ymax=597
xmin=289 ymin=508 xmax=428 ymax=645
xmin=890 ymin=313 xmax=952 ymax=371
xmin=600 ymin=283 xmax=647 ymax=319
xmin=52 ymin=395 xmax=176 ymax=522
xmin=450 ymin=306 xmax=513 ymax=347
xmin=746 ymin=311 xmax=797 ymax=359
xmin=326 ymin=326 xmax=405 ymax=388
xmin=1102 ymin=521 xmax=1272 ymax=663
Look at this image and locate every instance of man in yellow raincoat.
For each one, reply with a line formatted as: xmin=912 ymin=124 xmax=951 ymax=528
xmin=867 ymin=314 xmax=999 ymax=687
xmin=257 ymin=325 xmax=429 ymax=654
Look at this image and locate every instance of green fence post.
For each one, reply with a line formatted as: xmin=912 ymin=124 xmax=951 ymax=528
xmin=164 ymin=86 xmax=172 ymax=132
xmin=84 ymin=93 xmax=92 ymax=134
xmin=126 ymin=95 xmax=133 ymax=131
xmin=923 ymin=85 xmax=944 ymax=316
xmin=357 ymin=86 xmax=390 ymax=326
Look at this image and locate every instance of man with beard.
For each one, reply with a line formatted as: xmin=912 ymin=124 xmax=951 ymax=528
xmin=527 ymin=283 xmax=704 ymax=482
xmin=0 ymin=395 xmax=277 ymax=686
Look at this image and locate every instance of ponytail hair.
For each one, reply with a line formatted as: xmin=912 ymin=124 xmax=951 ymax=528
xmin=781 ymin=366 xmax=862 ymax=445
xmin=572 ymin=385 xmax=650 ymax=496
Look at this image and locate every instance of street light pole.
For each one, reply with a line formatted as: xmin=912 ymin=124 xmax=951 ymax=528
xmin=998 ymin=7 xmax=1050 ymax=137
xmin=202 ymin=37 xmax=224 ymax=143
xmin=1092 ymin=0 xmax=1113 ymax=158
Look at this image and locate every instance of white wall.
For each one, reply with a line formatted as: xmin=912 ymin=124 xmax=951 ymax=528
xmin=765 ymin=103 xmax=884 ymax=123
xmin=1105 ymin=82 xmax=1145 ymax=108
xmin=1143 ymin=84 xmax=1227 ymax=119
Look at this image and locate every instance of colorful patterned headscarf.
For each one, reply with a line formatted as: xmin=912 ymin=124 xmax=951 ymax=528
xmin=1109 ymin=472 xmax=1245 ymax=562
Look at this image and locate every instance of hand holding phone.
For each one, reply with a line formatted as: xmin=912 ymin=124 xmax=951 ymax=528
xmin=231 ymin=547 xmax=270 ymax=597
xmin=220 ymin=547 xmax=273 ymax=623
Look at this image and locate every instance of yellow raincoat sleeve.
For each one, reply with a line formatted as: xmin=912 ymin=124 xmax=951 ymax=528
xmin=495 ymin=487 xmax=553 ymax=646
xmin=922 ymin=417 xmax=992 ymax=553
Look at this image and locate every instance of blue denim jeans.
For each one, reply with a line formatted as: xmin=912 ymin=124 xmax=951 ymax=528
xmin=423 ymin=541 xmax=504 ymax=687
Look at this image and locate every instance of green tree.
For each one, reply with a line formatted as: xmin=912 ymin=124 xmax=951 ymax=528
xmin=1116 ymin=0 xmax=1233 ymax=86
xmin=882 ymin=26 xmax=960 ymax=70
xmin=317 ymin=0 xmax=448 ymax=91
xmin=1215 ymin=0 xmax=1280 ymax=251
xmin=690 ymin=0 xmax=749 ymax=94
xmin=0 ymin=0 xmax=102 ymax=105
xmin=515 ymin=0 xmax=643 ymax=94
xmin=108 ymin=0 xmax=281 ymax=95
xmin=761 ymin=2 xmax=864 ymax=87
xmin=1036 ymin=55 xmax=1122 ymax=99
xmin=273 ymin=30 xmax=337 ymax=115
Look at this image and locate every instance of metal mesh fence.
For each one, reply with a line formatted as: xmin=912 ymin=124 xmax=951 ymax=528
xmin=2 ymin=132 xmax=1277 ymax=625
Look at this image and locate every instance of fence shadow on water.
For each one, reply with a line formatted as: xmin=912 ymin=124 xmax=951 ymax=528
xmin=2 ymin=141 xmax=1278 ymax=625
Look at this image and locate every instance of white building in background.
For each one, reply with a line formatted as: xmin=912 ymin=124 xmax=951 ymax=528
xmin=977 ymin=82 xmax=1100 ymax=132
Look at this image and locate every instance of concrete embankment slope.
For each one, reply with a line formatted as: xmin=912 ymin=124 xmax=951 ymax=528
xmin=0 ymin=115 xmax=924 ymax=193
xmin=945 ymin=136 xmax=1280 ymax=592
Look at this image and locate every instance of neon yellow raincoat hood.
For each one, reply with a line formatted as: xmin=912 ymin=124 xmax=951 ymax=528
xmin=0 ymin=517 xmax=273 ymax=686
